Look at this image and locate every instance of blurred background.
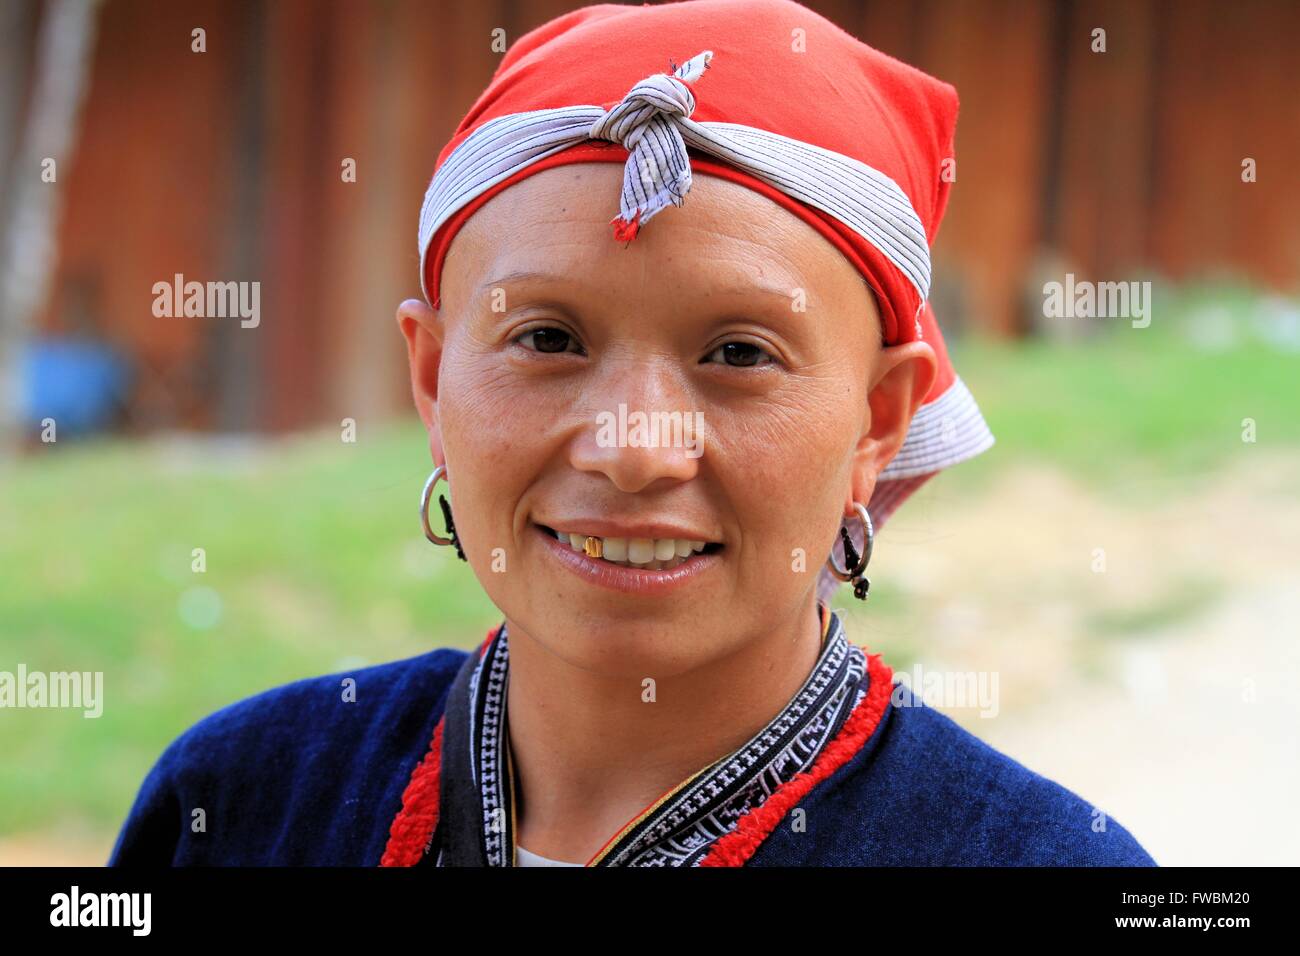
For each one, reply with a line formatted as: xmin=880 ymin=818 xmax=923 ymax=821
xmin=1 ymin=0 xmax=1297 ymax=865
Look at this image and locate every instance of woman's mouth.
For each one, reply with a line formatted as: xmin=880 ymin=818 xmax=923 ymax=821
xmin=536 ymin=524 xmax=722 ymax=569
xmin=532 ymin=522 xmax=723 ymax=594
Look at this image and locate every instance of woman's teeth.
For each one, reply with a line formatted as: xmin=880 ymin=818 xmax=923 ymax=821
xmin=552 ymin=529 xmax=708 ymax=570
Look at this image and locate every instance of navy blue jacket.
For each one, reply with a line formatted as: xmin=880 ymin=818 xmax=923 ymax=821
xmin=108 ymin=647 xmax=1157 ymax=866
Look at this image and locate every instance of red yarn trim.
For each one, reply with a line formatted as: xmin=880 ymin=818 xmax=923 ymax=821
xmin=379 ymin=625 xmax=504 ymax=866
xmin=379 ymin=716 xmax=445 ymax=866
xmin=697 ymin=649 xmax=895 ymax=867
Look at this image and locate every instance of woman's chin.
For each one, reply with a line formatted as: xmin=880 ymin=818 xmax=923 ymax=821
xmin=531 ymin=600 xmax=732 ymax=677
xmin=526 ymin=619 xmax=733 ymax=680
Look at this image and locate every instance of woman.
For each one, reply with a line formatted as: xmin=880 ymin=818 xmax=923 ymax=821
xmin=110 ymin=0 xmax=1155 ymax=866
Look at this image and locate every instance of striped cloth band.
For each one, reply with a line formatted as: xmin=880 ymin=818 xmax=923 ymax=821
xmin=418 ymin=50 xmax=930 ymax=309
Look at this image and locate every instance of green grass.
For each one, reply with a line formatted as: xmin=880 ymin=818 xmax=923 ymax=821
xmin=0 ymin=427 xmax=500 ymax=838
xmin=948 ymin=319 xmax=1300 ymax=496
xmin=2 ymin=281 xmax=1297 ymax=842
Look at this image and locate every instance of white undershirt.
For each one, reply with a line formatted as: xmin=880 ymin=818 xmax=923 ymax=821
xmin=516 ymin=844 xmax=584 ymax=867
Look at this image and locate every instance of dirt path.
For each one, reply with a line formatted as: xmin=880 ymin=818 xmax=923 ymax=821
xmin=864 ymin=452 xmax=1300 ymax=866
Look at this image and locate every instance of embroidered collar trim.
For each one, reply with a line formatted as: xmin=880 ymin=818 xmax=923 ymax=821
xmin=382 ymin=604 xmax=890 ymax=867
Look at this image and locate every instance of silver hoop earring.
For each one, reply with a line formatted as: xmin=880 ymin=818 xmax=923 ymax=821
xmin=826 ymin=501 xmax=873 ymax=601
xmin=419 ymin=465 xmax=467 ymax=561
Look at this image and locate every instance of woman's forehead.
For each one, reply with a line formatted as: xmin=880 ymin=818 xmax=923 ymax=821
xmin=442 ymin=163 xmax=875 ymax=319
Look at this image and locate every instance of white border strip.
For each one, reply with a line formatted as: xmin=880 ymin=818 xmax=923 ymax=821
xmin=880 ymin=375 xmax=995 ymax=481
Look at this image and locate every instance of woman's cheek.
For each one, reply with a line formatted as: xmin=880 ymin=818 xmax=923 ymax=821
xmin=710 ymin=390 xmax=852 ymax=574
xmin=442 ymin=351 xmax=532 ymax=438
xmin=713 ymin=385 xmax=848 ymax=483
xmin=436 ymin=374 xmax=527 ymax=567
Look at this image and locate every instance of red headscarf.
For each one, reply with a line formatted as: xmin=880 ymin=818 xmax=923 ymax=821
xmin=417 ymin=0 xmax=993 ymax=526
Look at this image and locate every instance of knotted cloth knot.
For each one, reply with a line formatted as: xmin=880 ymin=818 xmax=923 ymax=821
xmin=588 ymin=50 xmax=714 ymax=242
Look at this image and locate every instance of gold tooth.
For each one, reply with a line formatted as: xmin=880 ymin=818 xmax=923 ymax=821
xmin=583 ymin=535 xmax=603 ymax=558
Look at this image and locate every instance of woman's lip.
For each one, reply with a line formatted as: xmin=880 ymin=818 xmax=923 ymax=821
xmin=533 ymin=523 xmax=721 ymax=595
xmin=533 ymin=519 xmax=719 ymax=544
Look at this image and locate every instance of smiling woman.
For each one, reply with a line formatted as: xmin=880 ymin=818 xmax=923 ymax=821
xmin=402 ymin=163 xmax=914 ymax=649
xmin=108 ymin=0 xmax=1155 ymax=868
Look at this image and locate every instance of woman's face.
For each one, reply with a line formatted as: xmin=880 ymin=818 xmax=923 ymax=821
xmin=400 ymin=162 xmax=933 ymax=678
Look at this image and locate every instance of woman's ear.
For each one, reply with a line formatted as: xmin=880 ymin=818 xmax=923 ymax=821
xmin=396 ymin=298 xmax=446 ymax=463
xmin=846 ymin=339 xmax=938 ymax=512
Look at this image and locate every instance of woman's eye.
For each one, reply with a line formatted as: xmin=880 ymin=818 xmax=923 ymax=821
xmin=703 ymin=341 xmax=776 ymax=367
xmin=515 ymin=327 xmax=582 ymax=354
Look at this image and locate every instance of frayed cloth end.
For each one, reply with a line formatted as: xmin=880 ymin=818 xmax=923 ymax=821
xmin=610 ymin=208 xmax=643 ymax=243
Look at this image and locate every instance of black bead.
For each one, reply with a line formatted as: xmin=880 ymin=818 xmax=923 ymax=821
xmin=438 ymin=494 xmax=468 ymax=562
xmin=838 ymin=525 xmax=861 ymax=572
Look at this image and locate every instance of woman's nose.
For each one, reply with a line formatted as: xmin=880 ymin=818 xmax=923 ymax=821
xmin=568 ymin=368 xmax=704 ymax=493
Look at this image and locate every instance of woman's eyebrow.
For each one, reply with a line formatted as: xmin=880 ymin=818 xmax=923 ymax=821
xmin=706 ymin=279 xmax=803 ymax=303
xmin=473 ymin=268 xmax=614 ymax=305
xmin=474 ymin=269 xmax=557 ymax=299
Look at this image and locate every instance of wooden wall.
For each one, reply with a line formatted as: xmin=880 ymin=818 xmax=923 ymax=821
xmin=32 ymin=0 xmax=1300 ymax=431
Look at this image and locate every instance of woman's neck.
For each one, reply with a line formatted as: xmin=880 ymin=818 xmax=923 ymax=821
xmin=504 ymin=594 xmax=825 ymax=863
